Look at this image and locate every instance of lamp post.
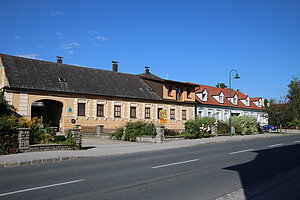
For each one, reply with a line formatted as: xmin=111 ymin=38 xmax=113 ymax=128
xmin=229 ymin=69 xmax=240 ymax=136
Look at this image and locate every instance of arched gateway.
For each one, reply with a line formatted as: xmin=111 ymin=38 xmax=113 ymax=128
xmin=31 ymin=99 xmax=63 ymax=131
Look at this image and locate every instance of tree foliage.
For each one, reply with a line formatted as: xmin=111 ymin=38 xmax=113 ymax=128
xmin=287 ymin=78 xmax=300 ymax=121
xmin=232 ymin=116 xmax=259 ymax=135
xmin=216 ymin=83 xmax=227 ymax=88
xmin=267 ymin=77 xmax=300 ymax=128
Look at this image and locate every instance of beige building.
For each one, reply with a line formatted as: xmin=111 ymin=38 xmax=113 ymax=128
xmin=0 ymin=53 xmax=196 ymax=133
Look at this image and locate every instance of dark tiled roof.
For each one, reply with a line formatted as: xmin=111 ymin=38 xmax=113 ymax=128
xmin=1 ymin=53 xmax=162 ymax=101
xmin=138 ymin=73 xmax=164 ymax=82
xmin=192 ymin=83 xmax=266 ymax=111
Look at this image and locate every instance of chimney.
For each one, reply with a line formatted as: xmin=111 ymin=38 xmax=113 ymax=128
xmin=145 ymin=66 xmax=150 ymax=75
xmin=112 ymin=61 xmax=119 ymax=72
xmin=56 ymin=56 xmax=63 ymax=64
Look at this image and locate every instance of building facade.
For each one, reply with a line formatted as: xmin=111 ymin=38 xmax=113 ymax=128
xmin=0 ymin=53 xmax=196 ymax=133
xmin=194 ymin=84 xmax=268 ymax=125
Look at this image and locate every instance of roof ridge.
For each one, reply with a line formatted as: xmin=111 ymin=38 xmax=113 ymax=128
xmin=0 ymin=53 xmax=141 ymax=78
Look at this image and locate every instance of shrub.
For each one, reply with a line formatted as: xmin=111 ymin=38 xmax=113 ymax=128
xmin=66 ymin=130 xmax=75 ymax=147
xmin=183 ymin=117 xmax=216 ymax=139
xmin=218 ymin=122 xmax=229 ymax=134
xmin=184 ymin=120 xmax=201 ymax=139
xmin=113 ymin=121 xmax=156 ymax=141
xmin=53 ymin=135 xmax=66 ymax=142
xmin=0 ymin=115 xmax=19 ymax=155
xmin=124 ymin=121 xmax=156 ymax=141
xmin=112 ymin=127 xmax=124 ymax=140
xmin=19 ymin=117 xmax=44 ymax=144
xmin=164 ymin=129 xmax=180 ymax=136
xmin=232 ymin=116 xmax=258 ymax=135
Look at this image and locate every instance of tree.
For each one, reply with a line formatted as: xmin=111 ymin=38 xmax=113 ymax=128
xmin=267 ymin=97 xmax=291 ymax=130
xmin=287 ymin=78 xmax=300 ymax=120
xmin=216 ymin=83 xmax=227 ymax=88
xmin=0 ymin=91 xmax=15 ymax=116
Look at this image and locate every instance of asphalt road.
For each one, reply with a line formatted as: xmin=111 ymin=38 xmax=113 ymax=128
xmin=1 ymin=135 xmax=300 ymax=200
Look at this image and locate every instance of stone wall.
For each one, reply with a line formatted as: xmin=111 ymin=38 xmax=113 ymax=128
xmin=18 ymin=128 xmax=82 ymax=153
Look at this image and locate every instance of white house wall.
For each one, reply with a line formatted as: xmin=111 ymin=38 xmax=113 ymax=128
xmin=196 ymin=105 xmax=268 ymax=126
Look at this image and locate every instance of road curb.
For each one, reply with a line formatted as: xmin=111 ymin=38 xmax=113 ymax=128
xmin=0 ymin=156 xmax=89 ymax=168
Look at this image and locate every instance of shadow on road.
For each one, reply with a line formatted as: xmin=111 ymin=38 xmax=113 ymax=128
xmin=224 ymin=144 xmax=300 ymax=199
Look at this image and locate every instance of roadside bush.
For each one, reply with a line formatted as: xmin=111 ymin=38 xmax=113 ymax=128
xmin=0 ymin=115 xmax=19 ymax=155
xmin=66 ymin=130 xmax=75 ymax=147
xmin=218 ymin=122 xmax=229 ymax=134
xmin=124 ymin=121 xmax=156 ymax=141
xmin=19 ymin=117 xmax=44 ymax=144
xmin=49 ymin=135 xmax=66 ymax=143
xmin=112 ymin=121 xmax=156 ymax=141
xmin=164 ymin=128 xmax=180 ymax=136
xmin=184 ymin=120 xmax=201 ymax=139
xmin=183 ymin=117 xmax=216 ymax=139
xmin=112 ymin=127 xmax=124 ymax=140
xmin=232 ymin=116 xmax=258 ymax=135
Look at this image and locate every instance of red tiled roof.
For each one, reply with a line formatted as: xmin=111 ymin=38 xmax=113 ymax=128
xmin=187 ymin=82 xmax=266 ymax=111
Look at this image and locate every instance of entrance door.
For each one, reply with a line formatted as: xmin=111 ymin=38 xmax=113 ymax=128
xmin=31 ymin=99 xmax=63 ymax=130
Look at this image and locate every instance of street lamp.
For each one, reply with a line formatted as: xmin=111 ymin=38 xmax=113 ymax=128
xmin=229 ymin=69 xmax=240 ymax=136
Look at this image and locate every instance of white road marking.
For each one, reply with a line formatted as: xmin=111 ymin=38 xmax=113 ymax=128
xmin=269 ymin=143 xmax=283 ymax=148
xmin=152 ymin=159 xmax=199 ymax=169
xmin=294 ymin=141 xmax=300 ymax=143
xmin=0 ymin=179 xmax=85 ymax=197
xmin=229 ymin=149 xmax=253 ymax=155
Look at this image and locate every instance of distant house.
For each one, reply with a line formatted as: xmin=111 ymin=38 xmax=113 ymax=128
xmin=0 ymin=53 xmax=197 ymax=133
xmin=194 ymin=84 xmax=268 ymax=125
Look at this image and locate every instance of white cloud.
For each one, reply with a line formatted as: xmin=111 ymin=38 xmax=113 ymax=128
xmin=56 ymin=32 xmax=63 ymax=36
xmin=51 ymin=10 xmax=64 ymax=17
xmin=96 ymin=36 xmax=108 ymax=41
xmin=67 ymin=50 xmax=75 ymax=55
xmin=17 ymin=54 xmax=39 ymax=59
xmin=61 ymin=42 xmax=80 ymax=50
xmin=13 ymin=36 xmax=21 ymax=40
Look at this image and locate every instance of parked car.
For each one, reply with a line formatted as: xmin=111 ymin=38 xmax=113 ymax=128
xmin=262 ymin=125 xmax=277 ymax=131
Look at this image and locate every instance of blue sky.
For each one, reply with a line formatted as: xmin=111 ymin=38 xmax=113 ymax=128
xmin=1 ymin=0 xmax=299 ymax=100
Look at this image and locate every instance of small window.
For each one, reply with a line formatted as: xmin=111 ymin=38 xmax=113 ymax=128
xmin=170 ymin=109 xmax=175 ymax=120
xmin=114 ymin=105 xmax=121 ymax=118
xmin=157 ymin=108 xmax=163 ymax=119
xmin=168 ymin=86 xmax=172 ymax=96
xmin=220 ymin=96 xmax=224 ymax=103
xmin=58 ymin=77 xmax=66 ymax=82
xmin=176 ymin=88 xmax=183 ymax=101
xmin=187 ymin=89 xmax=191 ymax=98
xmin=208 ymin=111 xmax=212 ymax=117
xmin=77 ymin=103 xmax=85 ymax=116
xmin=202 ymin=93 xmax=206 ymax=101
xmin=182 ymin=110 xmax=187 ymax=120
xmin=97 ymin=104 xmax=104 ymax=117
xmin=145 ymin=107 xmax=151 ymax=119
xmin=233 ymin=97 xmax=238 ymax=105
xmin=130 ymin=107 xmax=137 ymax=118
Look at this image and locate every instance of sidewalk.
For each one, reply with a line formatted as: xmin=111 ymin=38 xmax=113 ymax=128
xmin=0 ymin=133 xmax=288 ymax=168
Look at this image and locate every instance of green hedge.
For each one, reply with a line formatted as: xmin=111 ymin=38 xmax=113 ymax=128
xmin=232 ymin=116 xmax=258 ymax=135
xmin=113 ymin=121 xmax=156 ymax=141
xmin=184 ymin=117 xmax=216 ymax=139
xmin=0 ymin=115 xmax=19 ymax=155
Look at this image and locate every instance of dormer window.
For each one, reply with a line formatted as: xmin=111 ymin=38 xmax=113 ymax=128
xmin=233 ymin=96 xmax=238 ymax=105
xmin=258 ymin=100 xmax=261 ymax=107
xmin=230 ymin=94 xmax=238 ymax=105
xmin=168 ymin=86 xmax=172 ymax=96
xmin=246 ymin=98 xmax=250 ymax=106
xmin=219 ymin=92 xmax=224 ymax=103
xmin=187 ymin=88 xmax=191 ymax=98
xmin=176 ymin=87 xmax=183 ymax=101
xmin=201 ymin=89 xmax=208 ymax=101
